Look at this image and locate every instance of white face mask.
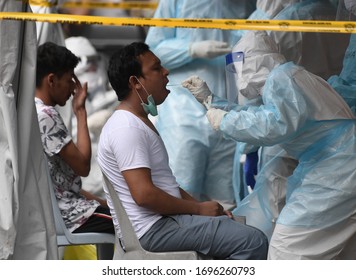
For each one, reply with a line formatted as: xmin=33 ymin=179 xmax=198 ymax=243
xmin=345 ymin=0 xmax=356 ymax=15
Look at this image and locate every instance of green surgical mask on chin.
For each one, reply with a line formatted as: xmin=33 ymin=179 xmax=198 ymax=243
xmin=142 ymin=94 xmax=158 ymax=116
xmin=134 ymin=76 xmax=158 ymax=116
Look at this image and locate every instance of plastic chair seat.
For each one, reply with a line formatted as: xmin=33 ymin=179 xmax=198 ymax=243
xmin=45 ymin=158 xmax=115 ymax=259
xmin=101 ymin=171 xmax=212 ymax=260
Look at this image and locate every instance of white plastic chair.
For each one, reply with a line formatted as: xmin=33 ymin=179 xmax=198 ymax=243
xmin=45 ymin=162 xmax=115 ymax=259
xmin=101 ymin=171 xmax=212 ymax=260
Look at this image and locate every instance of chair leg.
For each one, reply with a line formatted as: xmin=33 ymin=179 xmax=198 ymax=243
xmin=96 ymin=244 xmax=115 ymax=260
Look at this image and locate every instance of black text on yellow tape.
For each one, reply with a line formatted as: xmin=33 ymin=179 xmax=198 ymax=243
xmin=1 ymin=12 xmax=356 ymax=33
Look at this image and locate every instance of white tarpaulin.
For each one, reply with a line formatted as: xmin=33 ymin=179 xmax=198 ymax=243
xmin=30 ymin=0 xmax=74 ymax=134
xmin=0 ymin=0 xmax=57 ymax=259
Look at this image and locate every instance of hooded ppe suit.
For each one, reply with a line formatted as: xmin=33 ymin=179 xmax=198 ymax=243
xmin=234 ymin=0 xmax=350 ymax=212
xmin=145 ymin=0 xmax=256 ymax=209
xmin=186 ymin=31 xmax=356 ymax=259
xmin=229 ymin=0 xmax=301 ymax=203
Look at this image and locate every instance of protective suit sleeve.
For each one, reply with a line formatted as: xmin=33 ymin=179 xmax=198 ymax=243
xmin=211 ymin=95 xmax=252 ymax=112
xmin=219 ymin=64 xmax=309 ymax=146
xmin=145 ymin=1 xmax=194 ymax=70
xmin=328 ymin=76 xmax=356 ymax=116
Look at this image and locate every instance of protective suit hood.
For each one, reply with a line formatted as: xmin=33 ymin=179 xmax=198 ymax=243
xmin=65 ymin=36 xmax=108 ymax=98
xmin=65 ymin=36 xmax=97 ymax=75
xmin=232 ymin=31 xmax=286 ymax=100
xmin=257 ymin=0 xmax=300 ymax=18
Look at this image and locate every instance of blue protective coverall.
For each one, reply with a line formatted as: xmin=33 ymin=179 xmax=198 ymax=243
xmin=145 ymin=0 xmax=256 ymax=209
xmin=218 ymin=61 xmax=356 ymax=259
xmin=234 ymin=0 xmax=350 ymax=207
xmin=230 ymin=0 xmax=301 ymax=202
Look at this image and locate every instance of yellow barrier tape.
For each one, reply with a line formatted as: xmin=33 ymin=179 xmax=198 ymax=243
xmin=28 ymin=0 xmax=158 ymax=9
xmin=1 ymin=12 xmax=356 ymax=33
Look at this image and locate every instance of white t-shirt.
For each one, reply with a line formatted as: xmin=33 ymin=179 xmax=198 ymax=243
xmin=97 ymin=110 xmax=181 ymax=239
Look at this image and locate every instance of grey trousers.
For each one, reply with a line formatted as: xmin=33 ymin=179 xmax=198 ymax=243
xmin=139 ymin=214 xmax=268 ymax=260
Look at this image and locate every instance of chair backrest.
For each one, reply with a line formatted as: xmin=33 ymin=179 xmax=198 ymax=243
xmin=44 ymin=156 xmax=115 ymax=248
xmin=101 ymin=171 xmax=206 ymax=260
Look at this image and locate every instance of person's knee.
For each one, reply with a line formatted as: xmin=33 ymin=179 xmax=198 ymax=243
xmin=248 ymin=227 xmax=269 ymax=259
xmin=231 ymin=225 xmax=269 ymax=260
xmin=225 ymin=221 xmax=269 ymax=260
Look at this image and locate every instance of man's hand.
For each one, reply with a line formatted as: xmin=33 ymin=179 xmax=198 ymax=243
xmin=72 ymin=74 xmax=88 ymax=116
xmin=224 ymin=210 xmax=233 ymax=219
xmin=197 ymin=201 xmax=225 ymax=216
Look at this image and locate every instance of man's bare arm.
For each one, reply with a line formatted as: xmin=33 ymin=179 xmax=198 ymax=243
xmin=122 ymin=167 xmax=224 ymax=217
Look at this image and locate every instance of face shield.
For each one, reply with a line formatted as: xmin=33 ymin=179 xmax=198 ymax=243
xmin=228 ymin=31 xmax=286 ymax=102
xmin=225 ymin=51 xmax=244 ymax=104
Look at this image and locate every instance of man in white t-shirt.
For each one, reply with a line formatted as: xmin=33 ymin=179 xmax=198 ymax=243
xmin=97 ymin=42 xmax=268 ymax=259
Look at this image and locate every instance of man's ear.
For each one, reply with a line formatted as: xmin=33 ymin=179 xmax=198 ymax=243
xmin=129 ymin=76 xmax=141 ymax=90
xmin=47 ymin=73 xmax=56 ymax=88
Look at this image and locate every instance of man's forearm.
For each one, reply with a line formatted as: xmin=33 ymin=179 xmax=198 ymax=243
xmin=179 ymin=187 xmax=198 ymax=202
xmin=75 ymin=108 xmax=91 ymax=163
xmin=134 ymin=186 xmax=200 ymax=216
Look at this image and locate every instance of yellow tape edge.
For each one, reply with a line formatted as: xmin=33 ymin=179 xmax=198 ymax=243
xmin=28 ymin=0 xmax=158 ymax=9
xmin=1 ymin=12 xmax=356 ymax=33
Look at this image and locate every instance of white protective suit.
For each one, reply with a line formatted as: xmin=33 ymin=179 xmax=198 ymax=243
xmin=229 ymin=0 xmax=301 ymax=203
xmin=255 ymin=0 xmax=352 ymax=232
xmin=145 ymin=0 xmax=256 ymax=209
xmin=187 ymin=31 xmax=356 ymax=259
xmin=234 ymin=0 xmax=350 ymax=217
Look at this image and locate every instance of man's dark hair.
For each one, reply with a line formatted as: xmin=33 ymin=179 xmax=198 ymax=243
xmin=36 ymin=42 xmax=79 ymax=87
xmin=107 ymin=42 xmax=150 ymax=101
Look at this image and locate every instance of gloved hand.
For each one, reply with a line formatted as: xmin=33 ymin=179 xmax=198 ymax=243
xmin=243 ymin=151 xmax=259 ymax=190
xmin=181 ymin=75 xmax=212 ymax=109
xmin=206 ymin=108 xmax=227 ymax=130
xmin=189 ymin=40 xmax=232 ymax=59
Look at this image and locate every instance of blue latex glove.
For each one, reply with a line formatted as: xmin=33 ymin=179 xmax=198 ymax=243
xmin=243 ymin=151 xmax=259 ymax=189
